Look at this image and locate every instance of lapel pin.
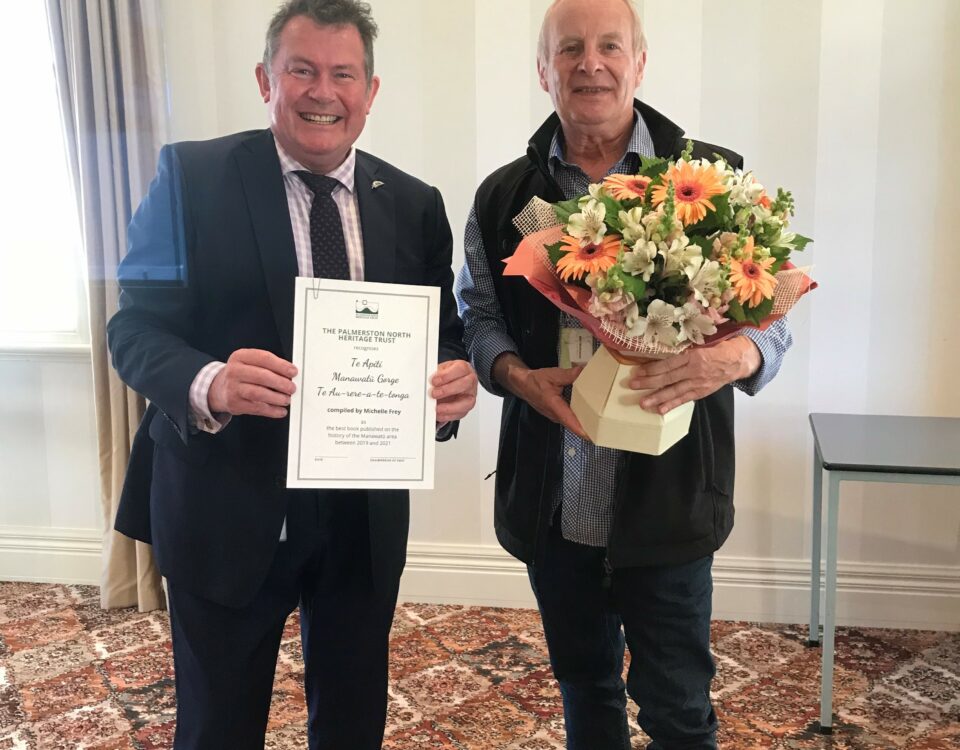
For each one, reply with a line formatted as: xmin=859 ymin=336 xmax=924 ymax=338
xmin=372 ymin=180 xmax=385 ymax=189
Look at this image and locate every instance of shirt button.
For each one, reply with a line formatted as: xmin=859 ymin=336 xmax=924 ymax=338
xmin=567 ymin=447 xmax=577 ymax=457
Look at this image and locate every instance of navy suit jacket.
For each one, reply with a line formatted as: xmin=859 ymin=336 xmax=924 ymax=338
xmin=108 ymin=129 xmax=465 ymax=607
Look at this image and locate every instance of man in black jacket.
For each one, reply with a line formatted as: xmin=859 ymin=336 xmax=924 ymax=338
xmin=455 ymin=0 xmax=791 ymax=747
xmin=108 ymin=1 xmax=476 ymax=747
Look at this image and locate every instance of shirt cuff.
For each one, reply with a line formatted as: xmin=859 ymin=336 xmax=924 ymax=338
xmin=733 ymin=328 xmax=776 ymax=396
xmin=188 ymin=361 xmax=231 ymax=434
xmin=473 ymin=334 xmax=520 ymax=397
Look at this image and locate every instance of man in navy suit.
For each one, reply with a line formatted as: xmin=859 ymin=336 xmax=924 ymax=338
xmin=107 ymin=1 xmax=477 ymax=747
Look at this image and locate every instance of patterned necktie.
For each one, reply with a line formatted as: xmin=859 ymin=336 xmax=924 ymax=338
xmin=296 ymin=171 xmax=351 ymax=280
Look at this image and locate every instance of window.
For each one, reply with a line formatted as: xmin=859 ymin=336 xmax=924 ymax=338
xmin=0 ymin=3 xmax=87 ymax=348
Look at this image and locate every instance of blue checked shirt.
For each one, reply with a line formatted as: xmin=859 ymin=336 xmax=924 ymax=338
xmin=455 ymin=110 xmax=793 ymax=548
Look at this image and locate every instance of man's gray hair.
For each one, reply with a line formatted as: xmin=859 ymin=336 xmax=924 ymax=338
xmin=263 ymin=0 xmax=378 ymax=83
xmin=537 ymin=0 xmax=648 ymax=64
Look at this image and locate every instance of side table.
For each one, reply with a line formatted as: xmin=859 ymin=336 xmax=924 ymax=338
xmin=808 ymin=412 xmax=960 ymax=732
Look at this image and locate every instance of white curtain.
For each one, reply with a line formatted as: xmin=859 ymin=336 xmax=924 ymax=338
xmin=47 ymin=0 xmax=169 ymax=611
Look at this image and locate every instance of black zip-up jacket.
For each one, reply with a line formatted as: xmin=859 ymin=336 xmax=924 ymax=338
xmin=472 ymin=100 xmax=745 ymax=569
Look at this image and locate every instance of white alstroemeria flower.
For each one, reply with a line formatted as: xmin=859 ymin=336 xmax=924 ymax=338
xmin=621 ymin=240 xmax=657 ymax=281
xmin=698 ymin=157 xmax=730 ymax=178
xmin=660 ymin=235 xmax=701 ymax=276
xmin=628 ymin=300 xmax=679 ymax=347
xmin=619 ymin=207 xmax=646 ymax=244
xmin=676 ymin=302 xmax=717 ymax=345
xmin=728 ymin=171 xmax=766 ymax=208
xmin=684 ymin=256 xmax=723 ymax=306
xmin=772 ymin=229 xmax=797 ymax=251
xmin=578 ymin=183 xmax=606 ymax=208
xmin=567 ymin=199 xmax=607 ymax=246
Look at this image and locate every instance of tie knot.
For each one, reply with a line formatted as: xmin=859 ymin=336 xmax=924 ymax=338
xmin=296 ymin=171 xmax=339 ymax=196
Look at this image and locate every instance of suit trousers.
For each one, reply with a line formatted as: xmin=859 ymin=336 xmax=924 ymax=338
xmin=528 ymin=517 xmax=717 ymax=750
xmin=166 ymin=490 xmax=401 ymax=750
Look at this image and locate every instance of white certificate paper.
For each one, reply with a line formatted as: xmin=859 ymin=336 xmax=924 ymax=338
xmin=286 ymin=277 xmax=439 ymax=490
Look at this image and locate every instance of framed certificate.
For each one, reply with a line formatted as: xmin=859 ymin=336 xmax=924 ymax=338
xmin=286 ymin=277 xmax=439 ymax=490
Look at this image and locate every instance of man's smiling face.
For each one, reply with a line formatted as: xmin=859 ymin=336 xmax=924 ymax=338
xmin=538 ymin=0 xmax=644 ymax=139
xmin=256 ymin=16 xmax=379 ymax=173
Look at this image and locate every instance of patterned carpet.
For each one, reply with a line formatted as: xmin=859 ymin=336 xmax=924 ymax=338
xmin=0 ymin=583 xmax=958 ymax=749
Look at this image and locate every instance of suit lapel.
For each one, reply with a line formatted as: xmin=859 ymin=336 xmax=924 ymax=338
xmin=235 ymin=130 xmax=298 ymax=360
xmin=355 ymin=151 xmax=396 ymax=283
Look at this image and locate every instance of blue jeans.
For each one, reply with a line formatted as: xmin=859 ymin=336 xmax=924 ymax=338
xmin=528 ymin=520 xmax=717 ymax=750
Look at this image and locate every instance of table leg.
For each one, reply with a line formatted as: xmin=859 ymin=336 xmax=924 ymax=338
xmin=819 ymin=470 xmax=841 ymax=733
xmin=809 ymin=451 xmax=823 ymax=645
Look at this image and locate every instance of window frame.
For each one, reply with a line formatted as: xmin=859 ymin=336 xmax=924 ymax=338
xmin=0 ymin=2 xmax=90 ymax=353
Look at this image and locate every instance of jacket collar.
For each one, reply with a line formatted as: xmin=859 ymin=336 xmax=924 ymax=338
xmin=526 ymin=99 xmax=685 ymax=175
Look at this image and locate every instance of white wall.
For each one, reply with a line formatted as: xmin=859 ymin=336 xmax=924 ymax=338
xmin=0 ymin=351 xmax=102 ymax=582
xmin=3 ymin=0 xmax=958 ymax=629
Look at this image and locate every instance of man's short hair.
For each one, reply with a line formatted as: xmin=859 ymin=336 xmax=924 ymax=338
xmin=263 ymin=0 xmax=378 ymax=83
xmin=537 ymin=0 xmax=648 ymax=65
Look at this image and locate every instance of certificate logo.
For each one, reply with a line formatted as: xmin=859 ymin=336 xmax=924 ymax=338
xmin=355 ymin=299 xmax=380 ymax=319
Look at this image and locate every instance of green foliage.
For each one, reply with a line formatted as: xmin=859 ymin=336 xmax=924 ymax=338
xmin=546 ymin=241 xmax=565 ymax=266
xmin=638 ymin=154 xmax=669 ymax=180
xmin=742 ymin=296 xmax=774 ymax=326
xmin=769 ymin=243 xmax=791 ymax=262
xmin=607 ymin=265 xmax=646 ymax=301
xmin=599 ymin=194 xmax=624 ymax=232
xmin=553 ymin=199 xmax=581 ymax=226
xmin=726 ymin=299 xmax=747 ymax=323
xmin=757 ymin=221 xmax=783 ymax=248
xmin=659 ymin=181 xmax=677 ymax=232
xmin=687 ymin=192 xmax=732 ymax=236
xmin=792 ymin=234 xmax=812 ymax=252
xmin=771 ymin=188 xmax=795 ymax=217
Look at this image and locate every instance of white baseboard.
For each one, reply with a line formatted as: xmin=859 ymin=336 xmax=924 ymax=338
xmin=3 ymin=530 xmax=957 ymax=631
xmin=0 ymin=526 xmax=101 ymax=585
xmin=400 ymin=542 xmax=960 ymax=632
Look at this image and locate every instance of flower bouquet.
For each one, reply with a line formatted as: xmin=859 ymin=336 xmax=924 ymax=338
xmin=503 ymin=143 xmax=815 ymax=454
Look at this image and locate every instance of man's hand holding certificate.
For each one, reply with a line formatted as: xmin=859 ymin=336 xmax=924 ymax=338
xmin=431 ymin=359 xmax=479 ymax=424
xmin=286 ymin=278 xmax=475 ymax=490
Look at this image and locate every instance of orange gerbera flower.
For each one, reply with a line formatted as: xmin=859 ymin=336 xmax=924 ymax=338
xmin=650 ymin=161 xmax=726 ymax=225
xmin=728 ymin=246 xmax=778 ymax=307
xmin=603 ymin=173 xmax=651 ymax=201
xmin=555 ymin=234 xmax=621 ymax=282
